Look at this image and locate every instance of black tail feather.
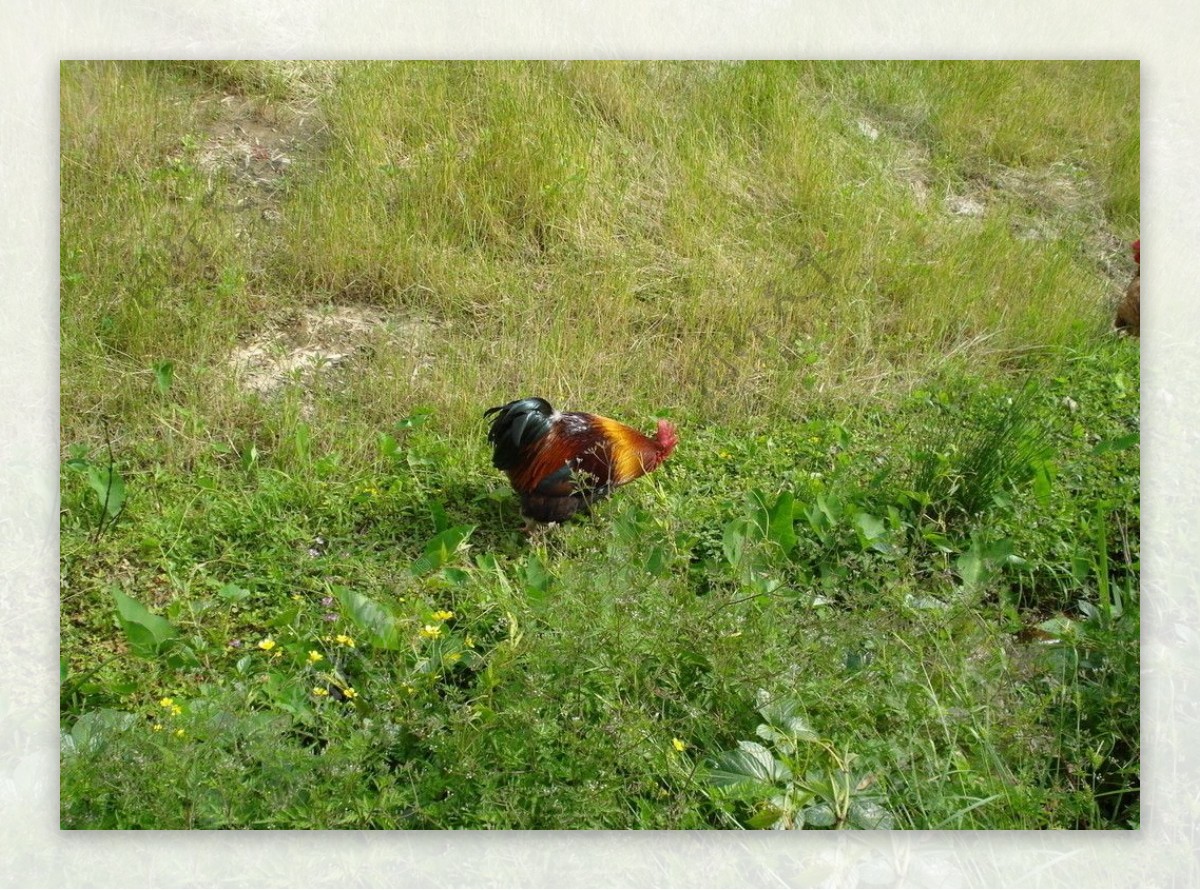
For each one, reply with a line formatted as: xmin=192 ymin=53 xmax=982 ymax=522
xmin=485 ymin=397 xmax=555 ymax=470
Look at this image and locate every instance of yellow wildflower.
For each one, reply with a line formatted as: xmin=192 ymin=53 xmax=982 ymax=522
xmin=465 ymin=635 xmax=475 ymax=648
xmin=171 ymin=705 xmax=183 ymax=717
xmin=174 ymin=728 xmax=185 ymax=738
xmin=431 ymin=610 xmax=455 ymax=622
xmin=419 ymin=624 xmax=442 ymax=639
xmin=342 ymin=687 xmax=358 ymax=700
xmin=335 ymin=634 xmax=355 ymax=648
xmin=307 ymin=650 xmax=323 ymax=664
xmin=312 ymin=687 xmax=329 ymax=697
xmin=159 ymin=697 xmax=175 ymax=708
xmin=672 ymin=738 xmax=687 ymax=753
xmin=152 ymin=723 xmax=163 ymax=732
xmin=257 ymin=638 xmax=276 ymax=651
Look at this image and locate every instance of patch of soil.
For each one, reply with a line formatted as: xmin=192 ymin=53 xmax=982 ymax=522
xmin=195 ymin=94 xmax=318 ymax=222
xmin=178 ymin=66 xmax=432 ymax=402
xmin=229 ymin=305 xmax=440 ymax=397
xmin=945 ymin=193 xmax=987 ymax=217
xmin=861 ymin=117 xmax=1136 ymax=299
xmin=185 ymin=63 xmax=336 ymax=225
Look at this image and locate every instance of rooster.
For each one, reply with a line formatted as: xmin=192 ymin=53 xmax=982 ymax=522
xmin=485 ymin=397 xmax=678 ymax=524
xmin=1115 ymin=238 xmax=1140 ymax=337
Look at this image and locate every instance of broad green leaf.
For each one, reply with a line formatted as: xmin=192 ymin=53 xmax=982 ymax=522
xmin=67 ymin=709 xmax=138 ymax=756
xmin=705 ymin=740 xmax=792 ymax=789
xmin=957 ymin=548 xmax=984 ymax=589
xmin=334 ymin=586 xmax=401 ymax=649
xmin=853 ymin=512 xmax=890 ymax=552
xmin=86 ymin=466 xmax=126 ymax=519
xmin=644 ymin=544 xmax=669 ymax=577
xmin=755 ymin=723 xmax=797 ymax=756
xmin=217 ymin=583 xmax=251 ymax=603
xmin=849 ymin=798 xmax=895 ymax=829
xmin=921 ymin=530 xmax=954 ymax=553
xmin=379 ymin=433 xmax=401 ymax=460
xmin=396 ymin=409 xmax=433 ymax=430
xmin=443 ymin=567 xmax=471 ymax=586
xmin=758 ymin=697 xmax=820 ymax=742
xmin=411 ymin=524 xmax=475 ymax=576
xmin=817 ymin=493 xmax=843 ymax=525
xmin=523 ymin=553 xmax=553 ymax=605
xmin=153 ymin=360 xmax=174 ymax=395
xmin=956 ymin=537 xmax=1011 ymax=591
xmin=722 ymin=517 xmax=750 ymax=569
xmin=767 ymin=491 xmax=797 ymax=555
xmin=854 ymin=512 xmax=885 ymax=542
xmin=802 ymin=501 xmax=830 ymax=543
xmin=266 ymin=603 xmax=300 ymax=629
xmin=264 ymin=672 xmax=316 ymax=722
xmin=163 ymin=641 xmax=201 ymax=670
xmin=802 ymin=802 xmax=836 ymax=827
xmin=748 ymin=489 xmax=771 ymax=541
xmin=747 ymin=805 xmax=787 ymax=829
xmin=112 ymin=588 xmax=178 ymax=658
xmin=1093 ymin=432 xmax=1138 ymax=454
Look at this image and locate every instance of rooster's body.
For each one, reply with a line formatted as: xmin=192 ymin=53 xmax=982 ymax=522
xmin=1115 ymin=238 xmax=1140 ymax=337
xmin=485 ymin=397 xmax=678 ymax=524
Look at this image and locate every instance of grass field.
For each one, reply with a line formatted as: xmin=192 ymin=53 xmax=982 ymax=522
xmin=60 ymin=60 xmax=1139 ymax=829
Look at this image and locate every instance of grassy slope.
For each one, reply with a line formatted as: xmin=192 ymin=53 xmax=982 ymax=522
xmin=60 ymin=61 xmax=1139 ymax=829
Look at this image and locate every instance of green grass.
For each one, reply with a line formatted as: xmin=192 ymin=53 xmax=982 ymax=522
xmin=60 ymin=60 xmax=1139 ymax=829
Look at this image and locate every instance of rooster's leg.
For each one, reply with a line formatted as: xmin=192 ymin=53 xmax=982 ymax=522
xmin=521 ymin=518 xmax=559 ymax=543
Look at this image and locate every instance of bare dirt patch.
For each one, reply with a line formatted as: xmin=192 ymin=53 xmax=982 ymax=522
xmin=195 ymin=95 xmax=317 ymax=223
xmin=188 ymin=62 xmax=337 ymax=224
xmin=179 ymin=64 xmax=433 ymax=401
xmin=229 ymin=305 xmax=440 ymax=397
xmin=861 ymin=116 xmax=1136 ymax=314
